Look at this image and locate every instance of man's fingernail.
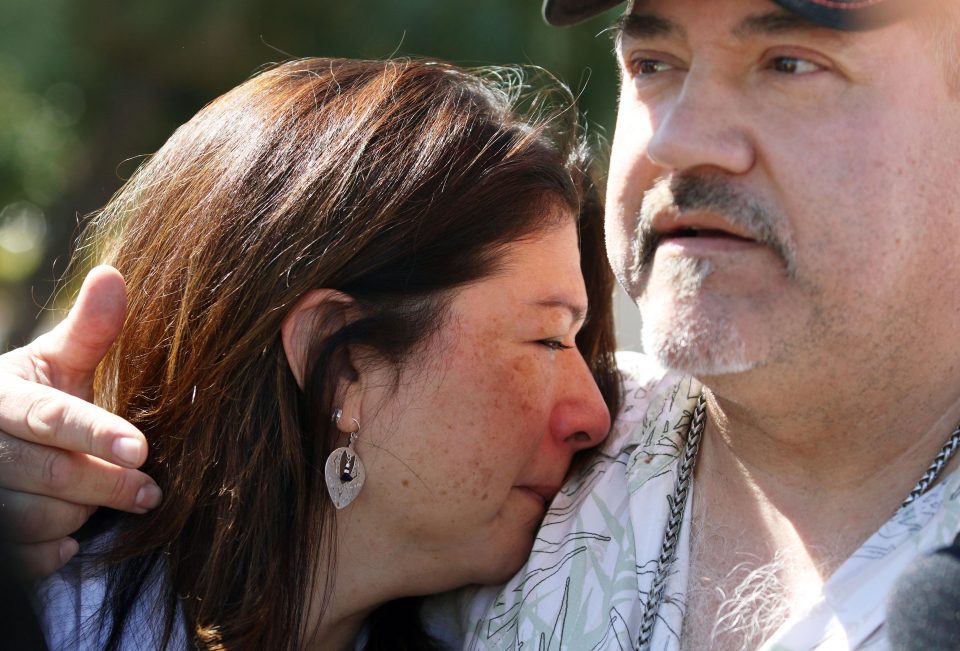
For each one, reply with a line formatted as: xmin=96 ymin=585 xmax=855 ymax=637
xmin=59 ymin=538 xmax=79 ymax=564
xmin=135 ymin=484 xmax=162 ymax=510
xmin=113 ymin=437 xmax=145 ymax=465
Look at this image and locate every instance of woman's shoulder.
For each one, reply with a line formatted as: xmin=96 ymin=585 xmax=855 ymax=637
xmin=36 ymin=560 xmax=109 ymax=651
xmin=36 ymin=550 xmax=187 ymax=651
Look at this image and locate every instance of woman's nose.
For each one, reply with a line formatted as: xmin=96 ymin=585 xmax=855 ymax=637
xmin=550 ymin=352 xmax=612 ymax=452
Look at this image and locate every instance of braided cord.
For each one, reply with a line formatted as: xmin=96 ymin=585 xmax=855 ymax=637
xmin=900 ymin=422 xmax=960 ymax=510
xmin=636 ymin=391 xmax=707 ymax=651
xmin=635 ymin=393 xmax=960 ymax=650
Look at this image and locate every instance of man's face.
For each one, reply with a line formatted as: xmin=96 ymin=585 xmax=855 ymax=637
xmin=606 ymin=0 xmax=960 ymax=379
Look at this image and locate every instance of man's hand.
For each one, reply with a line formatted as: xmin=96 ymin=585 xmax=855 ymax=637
xmin=0 ymin=265 xmax=160 ymax=579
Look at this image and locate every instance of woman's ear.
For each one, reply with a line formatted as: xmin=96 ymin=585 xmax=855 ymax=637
xmin=280 ymin=289 xmax=355 ymax=391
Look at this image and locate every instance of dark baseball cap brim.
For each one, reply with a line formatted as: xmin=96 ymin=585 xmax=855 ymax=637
xmin=543 ymin=0 xmax=901 ymax=31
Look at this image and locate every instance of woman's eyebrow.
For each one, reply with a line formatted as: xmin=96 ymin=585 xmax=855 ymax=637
xmin=532 ymin=299 xmax=589 ymax=325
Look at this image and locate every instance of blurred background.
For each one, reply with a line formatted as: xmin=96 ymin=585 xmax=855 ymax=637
xmin=0 ymin=0 xmax=643 ymax=352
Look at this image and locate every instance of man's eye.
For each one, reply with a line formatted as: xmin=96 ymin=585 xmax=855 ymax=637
xmin=631 ymin=58 xmax=674 ymax=76
xmin=770 ymin=56 xmax=822 ymax=75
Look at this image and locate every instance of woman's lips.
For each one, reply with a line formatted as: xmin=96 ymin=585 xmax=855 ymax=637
xmin=516 ymin=485 xmax=561 ymax=506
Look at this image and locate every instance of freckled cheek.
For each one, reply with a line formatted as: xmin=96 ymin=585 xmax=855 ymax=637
xmin=455 ymin=340 xmax=543 ymax=412
xmin=455 ymin=352 xmax=552 ymax=446
xmin=508 ymin=352 xmax=558 ymax=430
xmin=466 ymin=465 xmax=495 ymax=503
xmin=508 ymin=356 xmax=542 ymax=414
xmin=468 ymin=369 xmax=554 ymax=500
xmin=438 ymin=335 xmax=555 ymax=502
xmin=431 ymin=449 xmax=499 ymax=518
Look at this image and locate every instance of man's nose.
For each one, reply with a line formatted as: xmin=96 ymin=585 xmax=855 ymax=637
xmin=646 ymin=74 xmax=755 ymax=175
xmin=550 ymin=352 xmax=612 ymax=452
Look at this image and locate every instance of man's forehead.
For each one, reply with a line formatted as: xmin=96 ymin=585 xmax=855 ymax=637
xmin=545 ymin=0 xmax=908 ymax=30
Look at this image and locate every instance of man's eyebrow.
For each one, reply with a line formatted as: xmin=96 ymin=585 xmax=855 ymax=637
xmin=733 ymin=9 xmax=852 ymax=41
xmin=533 ymin=299 xmax=589 ymax=325
xmin=611 ymin=8 xmax=851 ymax=45
xmin=610 ymin=12 xmax=686 ymax=44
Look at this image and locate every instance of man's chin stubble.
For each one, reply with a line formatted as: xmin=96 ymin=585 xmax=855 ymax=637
xmin=637 ymin=257 xmax=760 ymax=377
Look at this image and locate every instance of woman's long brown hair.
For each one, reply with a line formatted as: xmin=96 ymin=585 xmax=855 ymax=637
xmin=72 ymin=58 xmax=620 ymax=650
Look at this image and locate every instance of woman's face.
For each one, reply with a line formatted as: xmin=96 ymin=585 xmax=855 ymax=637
xmin=342 ymin=216 xmax=611 ymax=592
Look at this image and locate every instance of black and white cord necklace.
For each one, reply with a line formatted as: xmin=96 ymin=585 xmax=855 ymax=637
xmin=635 ymin=391 xmax=960 ymax=651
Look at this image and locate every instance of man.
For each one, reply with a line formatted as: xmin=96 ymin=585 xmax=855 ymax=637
xmin=440 ymin=1 xmax=960 ymax=648
xmin=2 ymin=0 xmax=959 ymax=648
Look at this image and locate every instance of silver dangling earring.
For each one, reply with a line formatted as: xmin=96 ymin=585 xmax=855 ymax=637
xmin=324 ymin=413 xmax=366 ymax=509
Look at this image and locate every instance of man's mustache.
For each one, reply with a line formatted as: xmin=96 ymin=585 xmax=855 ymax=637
xmin=635 ymin=175 xmax=796 ymax=275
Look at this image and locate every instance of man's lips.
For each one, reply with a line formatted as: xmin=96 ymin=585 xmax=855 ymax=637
xmin=652 ymin=209 xmax=758 ymax=243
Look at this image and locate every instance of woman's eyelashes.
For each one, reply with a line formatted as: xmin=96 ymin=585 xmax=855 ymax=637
xmin=537 ymin=339 xmax=575 ymax=352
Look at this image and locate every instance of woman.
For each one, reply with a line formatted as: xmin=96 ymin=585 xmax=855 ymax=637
xmin=39 ymin=57 xmax=621 ymax=650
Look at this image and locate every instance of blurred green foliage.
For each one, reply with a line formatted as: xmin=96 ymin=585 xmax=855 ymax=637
xmin=0 ymin=0 xmax=624 ymax=348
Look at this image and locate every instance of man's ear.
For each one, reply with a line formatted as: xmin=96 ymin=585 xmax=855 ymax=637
xmin=280 ymin=289 xmax=356 ymax=391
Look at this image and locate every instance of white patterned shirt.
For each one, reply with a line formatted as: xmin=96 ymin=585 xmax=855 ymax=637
xmin=427 ymin=352 xmax=960 ymax=651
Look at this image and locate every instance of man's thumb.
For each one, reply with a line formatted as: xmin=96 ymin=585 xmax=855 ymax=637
xmin=35 ymin=265 xmax=127 ymax=396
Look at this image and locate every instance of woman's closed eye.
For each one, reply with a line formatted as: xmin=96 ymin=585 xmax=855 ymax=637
xmin=537 ymin=339 xmax=574 ymax=352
